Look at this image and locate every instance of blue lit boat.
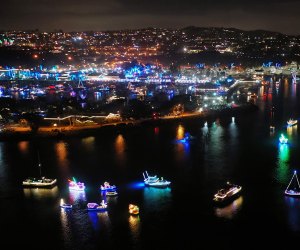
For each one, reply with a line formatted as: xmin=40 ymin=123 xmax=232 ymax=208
xmin=213 ymin=182 xmax=242 ymax=205
xmin=100 ymin=181 xmax=117 ymax=191
xmin=87 ymin=200 xmax=107 ymax=211
xmin=285 ymin=171 xmax=300 ymax=197
xmin=177 ymin=132 xmax=193 ymax=143
xmin=143 ymin=171 xmax=171 ymax=188
xmin=279 ymin=134 xmax=288 ymax=144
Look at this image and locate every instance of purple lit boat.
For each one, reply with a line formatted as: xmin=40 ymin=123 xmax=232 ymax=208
xmin=68 ymin=177 xmax=85 ymax=191
xmin=87 ymin=200 xmax=107 ymax=211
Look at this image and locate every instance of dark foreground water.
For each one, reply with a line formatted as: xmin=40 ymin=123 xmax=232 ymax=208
xmin=1 ymin=79 xmax=300 ymax=249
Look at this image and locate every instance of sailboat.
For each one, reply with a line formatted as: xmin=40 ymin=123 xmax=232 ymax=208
xmin=285 ymin=170 xmax=300 ymax=197
xmin=22 ymin=151 xmax=57 ymax=188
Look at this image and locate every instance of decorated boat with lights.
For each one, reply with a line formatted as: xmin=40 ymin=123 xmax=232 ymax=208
xmin=22 ymin=152 xmax=57 ymax=188
xmin=87 ymin=200 xmax=107 ymax=211
xmin=177 ymin=132 xmax=194 ymax=143
xmin=68 ymin=177 xmax=85 ymax=191
xmin=143 ymin=171 xmax=171 ymax=188
xmin=287 ymin=118 xmax=297 ymax=127
xmin=129 ymin=204 xmax=139 ymax=215
xmin=213 ymin=182 xmax=242 ymax=205
xmin=60 ymin=199 xmax=72 ymax=209
xmin=100 ymin=181 xmax=117 ymax=191
xmin=285 ymin=170 xmax=300 ymax=197
xmin=279 ymin=134 xmax=288 ymax=144
xmin=22 ymin=177 xmax=57 ymax=188
xmin=105 ymin=190 xmax=118 ymax=196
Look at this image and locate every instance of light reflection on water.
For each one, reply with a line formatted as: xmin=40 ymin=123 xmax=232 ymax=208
xmin=88 ymin=210 xmax=110 ymax=231
xmin=69 ymin=189 xmax=87 ymax=209
xmin=285 ymin=196 xmax=300 ymax=232
xmin=143 ymin=187 xmax=172 ymax=212
xmin=286 ymin=125 xmax=297 ymax=137
xmin=276 ymin=143 xmax=290 ymax=185
xmin=174 ymin=124 xmax=190 ymax=162
xmin=23 ymin=186 xmax=59 ymax=200
xmin=129 ymin=215 xmax=141 ymax=245
xmin=18 ymin=141 xmax=29 ymax=155
xmin=214 ymin=196 xmax=243 ymax=219
xmin=81 ymin=137 xmax=95 ymax=152
xmin=115 ymin=134 xmax=126 ymax=167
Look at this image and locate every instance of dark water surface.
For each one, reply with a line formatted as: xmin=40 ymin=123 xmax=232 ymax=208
xmin=1 ymin=79 xmax=300 ymax=249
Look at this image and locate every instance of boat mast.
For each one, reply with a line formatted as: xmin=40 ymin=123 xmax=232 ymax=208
xmin=295 ymin=171 xmax=300 ymax=189
xmin=286 ymin=171 xmax=298 ymax=191
xmin=37 ymin=151 xmax=42 ymax=177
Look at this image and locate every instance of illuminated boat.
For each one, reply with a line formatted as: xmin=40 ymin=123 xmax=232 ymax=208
xmin=285 ymin=170 xmax=300 ymax=197
xmin=68 ymin=177 xmax=85 ymax=191
xmin=87 ymin=200 xmax=107 ymax=211
xmin=129 ymin=204 xmax=139 ymax=215
xmin=22 ymin=177 xmax=57 ymax=188
xmin=287 ymin=118 xmax=297 ymax=127
xmin=100 ymin=181 xmax=117 ymax=191
xmin=213 ymin=182 xmax=242 ymax=205
xmin=22 ymin=152 xmax=57 ymax=188
xmin=106 ymin=190 xmax=118 ymax=196
xmin=60 ymin=199 xmax=72 ymax=209
xmin=177 ymin=132 xmax=193 ymax=143
xmin=143 ymin=171 xmax=171 ymax=188
xmin=279 ymin=134 xmax=288 ymax=144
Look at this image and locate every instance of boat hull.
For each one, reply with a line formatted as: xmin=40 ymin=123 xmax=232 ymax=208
xmin=69 ymin=187 xmax=85 ymax=191
xmin=22 ymin=179 xmax=57 ymax=188
xmin=285 ymin=191 xmax=300 ymax=197
xmin=105 ymin=191 xmax=118 ymax=196
xmin=87 ymin=208 xmax=107 ymax=212
xmin=213 ymin=193 xmax=242 ymax=207
xmin=145 ymin=183 xmax=171 ymax=188
xmin=60 ymin=204 xmax=72 ymax=209
xmin=101 ymin=187 xmax=117 ymax=191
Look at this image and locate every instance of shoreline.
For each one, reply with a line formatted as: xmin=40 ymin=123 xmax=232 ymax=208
xmin=0 ymin=103 xmax=258 ymax=141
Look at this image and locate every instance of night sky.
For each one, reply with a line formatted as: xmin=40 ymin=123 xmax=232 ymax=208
xmin=1 ymin=0 xmax=300 ymax=34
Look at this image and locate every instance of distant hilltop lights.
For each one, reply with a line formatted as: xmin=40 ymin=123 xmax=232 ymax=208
xmin=0 ymin=27 xmax=300 ymax=68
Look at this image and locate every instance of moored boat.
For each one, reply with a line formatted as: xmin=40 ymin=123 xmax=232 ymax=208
xmin=129 ymin=204 xmax=139 ymax=215
xmin=287 ymin=118 xmax=297 ymax=127
xmin=69 ymin=177 xmax=85 ymax=191
xmin=22 ymin=151 xmax=57 ymax=188
xmin=87 ymin=200 xmax=107 ymax=211
xmin=177 ymin=132 xmax=194 ymax=143
xmin=285 ymin=170 xmax=300 ymax=197
xmin=22 ymin=177 xmax=57 ymax=188
xmin=143 ymin=171 xmax=171 ymax=188
xmin=100 ymin=181 xmax=117 ymax=191
xmin=106 ymin=190 xmax=118 ymax=196
xmin=213 ymin=182 xmax=242 ymax=205
xmin=279 ymin=134 xmax=288 ymax=144
xmin=60 ymin=198 xmax=72 ymax=209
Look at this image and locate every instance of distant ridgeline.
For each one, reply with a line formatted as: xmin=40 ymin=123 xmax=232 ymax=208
xmin=0 ymin=27 xmax=299 ymax=67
